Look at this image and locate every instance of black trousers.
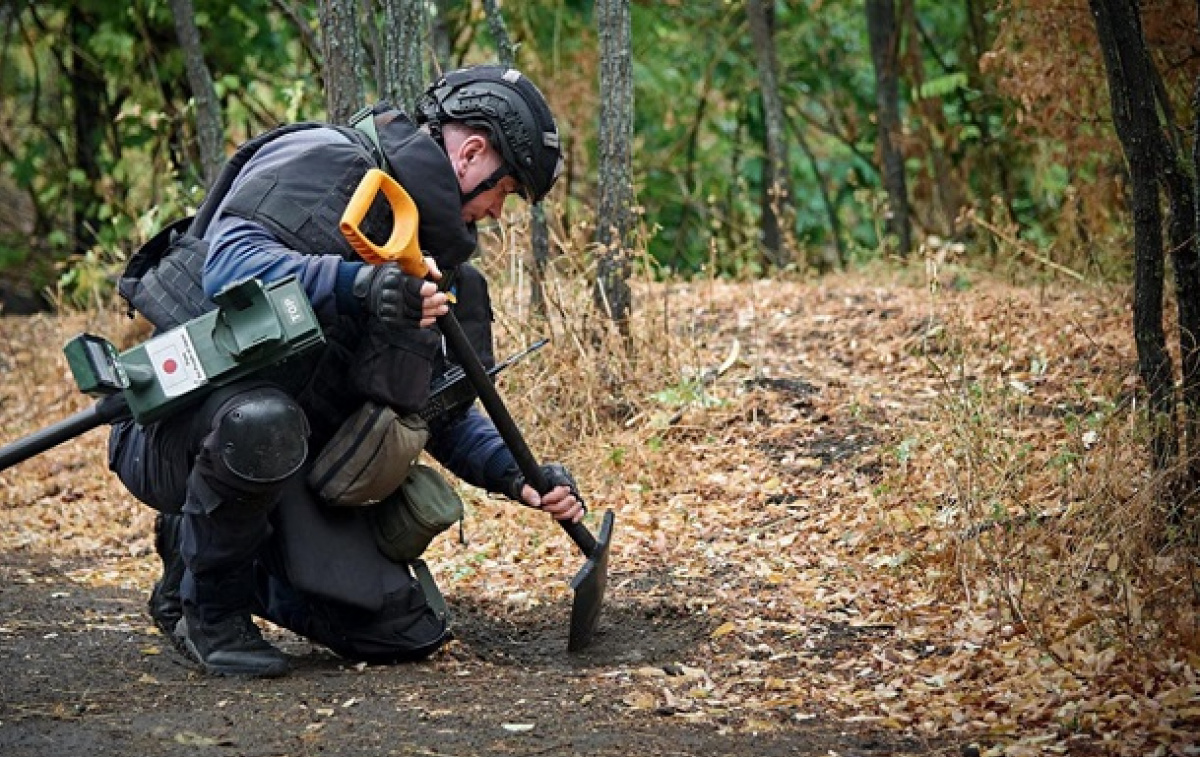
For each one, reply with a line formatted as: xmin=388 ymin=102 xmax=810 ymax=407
xmin=107 ymin=383 xmax=292 ymax=580
xmin=107 ymin=382 xmax=448 ymax=661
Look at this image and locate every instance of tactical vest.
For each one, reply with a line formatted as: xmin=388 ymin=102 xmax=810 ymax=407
xmin=118 ymin=112 xmax=495 ymax=442
xmin=220 ymin=129 xmax=393 ymax=261
xmin=118 ymin=121 xmax=387 ymax=330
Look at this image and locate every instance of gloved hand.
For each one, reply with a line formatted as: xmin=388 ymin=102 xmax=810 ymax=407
xmin=506 ymin=463 xmax=587 ymax=522
xmin=353 ymin=263 xmax=445 ymax=329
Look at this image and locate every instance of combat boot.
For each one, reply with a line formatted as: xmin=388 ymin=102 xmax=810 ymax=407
xmin=181 ymin=571 xmax=289 ymax=678
xmin=147 ymin=513 xmax=185 ymax=644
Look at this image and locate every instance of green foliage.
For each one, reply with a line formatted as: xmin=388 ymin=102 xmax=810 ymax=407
xmin=0 ymin=0 xmax=321 ymax=302
xmin=0 ymin=0 xmax=1154 ymax=298
xmin=626 ymin=0 xmax=1005 ymax=275
xmin=650 ymin=377 xmax=724 ymax=412
xmin=917 ymin=72 xmax=969 ymax=101
xmin=0 ymin=241 xmax=29 ymax=269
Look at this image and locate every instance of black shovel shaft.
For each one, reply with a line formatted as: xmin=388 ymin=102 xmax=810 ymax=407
xmin=0 ymin=393 xmax=130 ymax=472
xmin=437 ymin=310 xmax=598 ymax=558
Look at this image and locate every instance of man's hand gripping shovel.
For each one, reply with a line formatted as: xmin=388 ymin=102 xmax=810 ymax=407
xmin=342 ymin=169 xmax=615 ymax=652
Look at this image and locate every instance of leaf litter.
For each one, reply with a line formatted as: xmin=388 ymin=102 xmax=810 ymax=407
xmin=1 ymin=268 xmax=1197 ymax=756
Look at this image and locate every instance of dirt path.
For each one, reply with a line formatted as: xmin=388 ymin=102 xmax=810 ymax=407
xmin=2 ymin=271 xmax=1185 ymax=755
xmin=0 ymin=555 xmax=949 ymax=756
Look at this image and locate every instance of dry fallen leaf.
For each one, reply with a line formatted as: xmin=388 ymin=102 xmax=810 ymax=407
xmin=0 ymin=275 xmax=1190 ymax=755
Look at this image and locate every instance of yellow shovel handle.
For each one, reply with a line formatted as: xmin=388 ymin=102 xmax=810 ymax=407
xmin=339 ymin=168 xmax=427 ymax=276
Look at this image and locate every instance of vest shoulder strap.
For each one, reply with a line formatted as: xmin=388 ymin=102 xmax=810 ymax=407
xmin=192 ymin=121 xmax=331 ymax=237
xmin=119 ymin=122 xmax=335 ymax=328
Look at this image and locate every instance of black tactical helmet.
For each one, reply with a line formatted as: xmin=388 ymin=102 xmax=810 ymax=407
xmin=416 ymin=66 xmax=563 ymax=203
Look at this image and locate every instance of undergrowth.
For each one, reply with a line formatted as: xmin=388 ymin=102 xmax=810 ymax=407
xmin=906 ymin=247 xmax=1200 ymax=684
xmin=470 ymin=215 xmax=723 ymax=501
xmin=37 ymin=207 xmax=1200 ymax=704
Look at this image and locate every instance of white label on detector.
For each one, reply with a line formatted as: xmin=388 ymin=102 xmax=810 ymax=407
xmin=147 ymin=329 xmax=207 ymax=398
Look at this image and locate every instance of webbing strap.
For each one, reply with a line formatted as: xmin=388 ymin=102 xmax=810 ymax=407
xmin=410 ymin=559 xmax=449 ymax=622
xmin=349 ymin=105 xmax=385 ymax=165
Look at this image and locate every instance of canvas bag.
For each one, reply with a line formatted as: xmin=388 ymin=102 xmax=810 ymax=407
xmin=307 ymin=401 xmax=430 ymax=506
xmin=370 ymin=464 xmax=464 ymax=562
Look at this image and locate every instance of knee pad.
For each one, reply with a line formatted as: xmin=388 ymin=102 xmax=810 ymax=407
xmin=215 ymin=389 xmax=310 ymax=484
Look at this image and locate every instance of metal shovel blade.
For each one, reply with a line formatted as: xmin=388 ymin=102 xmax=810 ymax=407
xmin=432 ymin=311 xmax=616 ymax=653
xmin=566 ymin=509 xmax=615 ymax=652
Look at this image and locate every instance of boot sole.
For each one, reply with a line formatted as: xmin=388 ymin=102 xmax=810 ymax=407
xmin=177 ymin=618 xmax=290 ymax=678
xmin=148 ymin=588 xmax=188 ymax=657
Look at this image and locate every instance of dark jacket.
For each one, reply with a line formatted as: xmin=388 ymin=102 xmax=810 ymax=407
xmin=200 ymin=110 xmax=518 ymax=492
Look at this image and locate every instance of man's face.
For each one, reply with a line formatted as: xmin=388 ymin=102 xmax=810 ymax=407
xmin=455 ymin=136 xmax=523 ymax=223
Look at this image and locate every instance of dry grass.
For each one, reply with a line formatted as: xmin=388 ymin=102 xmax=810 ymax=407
xmin=1 ymin=229 xmax=1198 ymax=752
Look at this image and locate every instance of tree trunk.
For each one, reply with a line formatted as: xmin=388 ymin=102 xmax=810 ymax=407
xmin=68 ymin=6 xmax=105 ymax=254
xmin=901 ymin=0 xmax=961 ymax=237
xmin=594 ymin=0 xmax=633 ymax=326
xmin=1156 ymin=71 xmax=1200 ymax=489
xmin=481 ymin=0 xmax=515 ymax=64
xmin=529 ymin=206 xmax=550 ymax=314
xmin=429 ymin=0 xmax=455 ymax=73
xmin=169 ymin=0 xmax=225 ymax=187
xmin=379 ymin=0 xmax=424 ymax=113
xmin=961 ymin=0 xmax=1015 ymax=221
xmin=1163 ymin=91 xmax=1200 ymax=486
xmin=788 ymin=114 xmax=845 ymax=269
xmin=747 ymin=0 xmax=795 ymax=269
xmin=1189 ymin=72 xmax=1200 ymax=485
xmin=1090 ymin=0 xmax=1177 ymax=471
xmin=865 ymin=0 xmax=913 ymax=256
xmin=360 ymin=0 xmax=382 ymax=93
xmin=481 ymin=0 xmax=552 ymax=316
xmin=318 ymin=0 xmax=364 ymax=123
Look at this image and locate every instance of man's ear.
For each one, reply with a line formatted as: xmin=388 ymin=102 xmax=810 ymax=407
xmin=460 ymin=134 xmax=489 ymax=165
xmin=451 ymin=135 xmax=485 ymax=179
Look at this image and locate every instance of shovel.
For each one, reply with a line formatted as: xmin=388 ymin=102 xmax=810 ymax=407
xmin=437 ymin=311 xmax=614 ymax=652
xmin=342 ymin=170 xmax=614 ymax=651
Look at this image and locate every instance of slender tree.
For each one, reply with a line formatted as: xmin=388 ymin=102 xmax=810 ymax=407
xmin=68 ymin=5 xmax=106 ymax=254
xmin=481 ymin=0 xmax=515 ymax=64
xmin=1089 ymin=0 xmax=1200 ymax=503
xmin=1189 ymin=76 xmax=1200 ymax=489
xmin=746 ymin=0 xmax=795 ymax=269
xmin=273 ymin=0 xmax=323 ymax=76
xmin=429 ymin=0 xmax=455 ymax=73
xmin=865 ymin=0 xmax=913 ymax=256
xmin=594 ymin=0 xmax=633 ymax=326
xmin=481 ymin=0 xmax=553 ymax=316
xmin=318 ymin=0 xmax=365 ymax=123
xmin=169 ymin=0 xmax=225 ymax=187
xmin=785 ymin=113 xmax=846 ymax=268
xmin=378 ymin=0 xmax=424 ymax=112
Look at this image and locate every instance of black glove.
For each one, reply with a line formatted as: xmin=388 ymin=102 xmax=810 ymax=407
xmin=352 ymin=263 xmax=426 ymax=329
xmin=506 ymin=462 xmax=585 ymax=510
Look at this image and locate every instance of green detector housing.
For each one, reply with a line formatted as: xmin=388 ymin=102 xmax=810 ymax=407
xmin=65 ymin=276 xmax=324 ymax=424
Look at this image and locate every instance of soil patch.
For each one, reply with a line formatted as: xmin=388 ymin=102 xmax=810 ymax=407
xmin=0 ymin=555 xmax=951 ymax=757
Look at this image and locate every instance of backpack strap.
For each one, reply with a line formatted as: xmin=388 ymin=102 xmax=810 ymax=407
xmin=348 ymin=104 xmax=386 ymax=166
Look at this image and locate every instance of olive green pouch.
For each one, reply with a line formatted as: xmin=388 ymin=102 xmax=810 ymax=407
xmin=370 ymin=464 xmax=464 ymax=562
xmin=308 ymin=402 xmax=430 ymax=506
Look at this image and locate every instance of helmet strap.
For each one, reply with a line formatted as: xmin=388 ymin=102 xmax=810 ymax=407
xmin=460 ymin=164 xmax=510 ymax=206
